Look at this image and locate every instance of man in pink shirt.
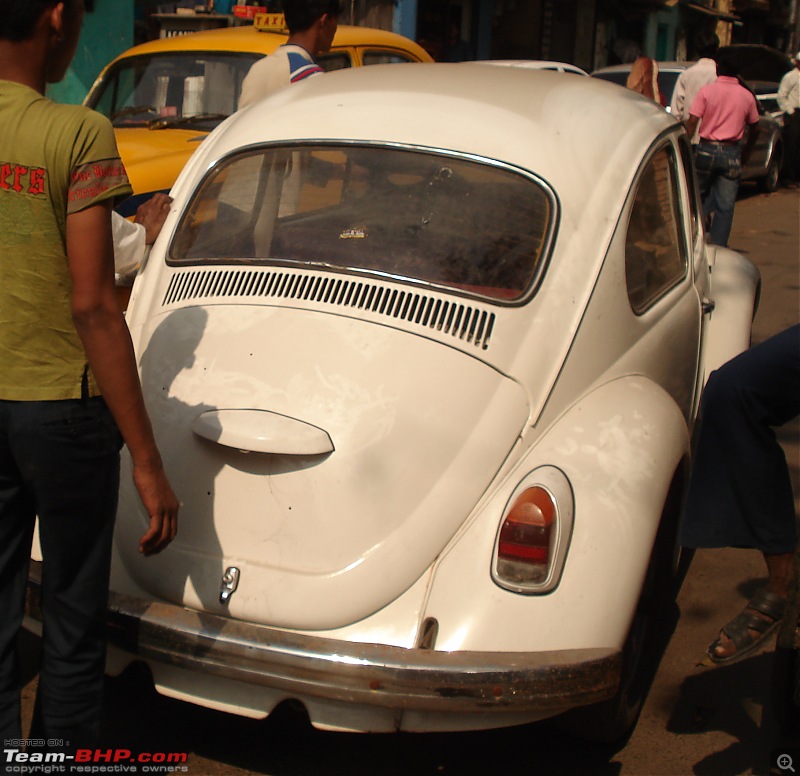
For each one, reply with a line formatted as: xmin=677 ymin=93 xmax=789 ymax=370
xmin=686 ymin=50 xmax=759 ymax=247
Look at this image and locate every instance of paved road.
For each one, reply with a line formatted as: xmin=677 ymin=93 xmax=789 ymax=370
xmin=17 ymin=186 xmax=799 ymax=776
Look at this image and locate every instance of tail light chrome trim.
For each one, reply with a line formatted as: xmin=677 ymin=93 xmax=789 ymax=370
xmin=492 ymin=466 xmax=574 ymax=595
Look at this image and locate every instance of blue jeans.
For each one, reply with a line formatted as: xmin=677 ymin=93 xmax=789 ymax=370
xmin=0 ymin=397 xmax=121 ymax=750
xmin=694 ymin=141 xmax=742 ymax=248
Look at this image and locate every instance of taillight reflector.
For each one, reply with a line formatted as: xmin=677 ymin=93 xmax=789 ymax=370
xmin=496 ymin=486 xmax=556 ymax=585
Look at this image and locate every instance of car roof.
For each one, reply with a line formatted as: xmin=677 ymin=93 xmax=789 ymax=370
xmin=718 ymin=44 xmax=793 ymax=81
xmin=591 ymin=62 xmax=781 ymax=103
xmin=187 ymin=63 xmax=677 ymax=222
xmin=470 ymin=60 xmax=589 ymax=75
xmin=109 ymin=24 xmax=431 ymax=61
xmin=591 ymin=61 xmax=688 ymax=76
xmin=748 ymin=80 xmax=780 ymax=93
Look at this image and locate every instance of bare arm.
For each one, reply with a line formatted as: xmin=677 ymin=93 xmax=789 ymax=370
xmin=670 ymin=80 xmax=685 ymax=119
xmin=66 ymin=201 xmax=179 ymax=555
xmin=685 ymin=115 xmax=700 ymax=140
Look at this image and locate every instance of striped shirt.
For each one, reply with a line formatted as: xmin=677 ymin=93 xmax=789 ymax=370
xmin=288 ymin=49 xmax=325 ymax=84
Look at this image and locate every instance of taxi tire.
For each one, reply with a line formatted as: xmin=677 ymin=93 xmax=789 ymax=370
xmin=758 ymin=146 xmax=782 ymax=193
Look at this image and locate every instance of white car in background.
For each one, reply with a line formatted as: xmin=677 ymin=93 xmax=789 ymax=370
xmin=471 ymin=59 xmax=589 ymax=75
xmin=26 ymin=64 xmax=760 ymax=745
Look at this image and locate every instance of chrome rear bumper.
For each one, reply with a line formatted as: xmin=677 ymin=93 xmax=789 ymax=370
xmin=25 ymin=560 xmax=620 ymax=715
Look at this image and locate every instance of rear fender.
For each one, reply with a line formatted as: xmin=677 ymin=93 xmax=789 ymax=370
xmin=422 ymin=376 xmax=690 ymax=654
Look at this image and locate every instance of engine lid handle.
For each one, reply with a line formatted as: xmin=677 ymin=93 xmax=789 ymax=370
xmin=192 ymin=409 xmax=334 ymax=455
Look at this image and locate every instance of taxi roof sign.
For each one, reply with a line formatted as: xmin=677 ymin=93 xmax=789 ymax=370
xmin=254 ymin=13 xmax=288 ymax=32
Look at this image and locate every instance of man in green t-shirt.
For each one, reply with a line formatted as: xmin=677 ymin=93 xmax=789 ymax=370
xmin=0 ymin=0 xmax=179 ymax=750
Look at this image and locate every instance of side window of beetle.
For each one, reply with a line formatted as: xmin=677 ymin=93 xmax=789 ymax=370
xmin=625 ymin=145 xmax=688 ymax=313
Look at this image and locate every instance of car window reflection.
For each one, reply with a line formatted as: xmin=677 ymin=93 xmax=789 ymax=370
xmin=170 ymin=145 xmax=555 ymax=303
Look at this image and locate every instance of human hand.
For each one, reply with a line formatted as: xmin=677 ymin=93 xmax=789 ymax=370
xmin=134 ymin=193 xmax=173 ymax=245
xmin=132 ymin=460 xmax=179 ymax=556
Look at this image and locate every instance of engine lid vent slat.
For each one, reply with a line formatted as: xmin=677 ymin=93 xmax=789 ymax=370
xmin=161 ymin=269 xmax=496 ymax=350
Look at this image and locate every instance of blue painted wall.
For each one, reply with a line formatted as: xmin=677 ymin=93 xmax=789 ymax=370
xmin=395 ymin=0 xmax=417 ymax=41
xmin=395 ymin=0 xmax=493 ymax=60
xmin=47 ymin=0 xmax=134 ymax=105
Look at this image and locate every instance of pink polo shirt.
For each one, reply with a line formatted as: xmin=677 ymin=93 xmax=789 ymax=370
xmin=689 ymin=75 xmax=759 ymax=141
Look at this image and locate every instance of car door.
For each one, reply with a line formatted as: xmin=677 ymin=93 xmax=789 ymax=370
xmin=622 ymin=135 xmax=701 ymax=422
xmin=676 ymin=133 xmax=711 ymax=420
xmin=742 ymin=103 xmax=780 ymax=181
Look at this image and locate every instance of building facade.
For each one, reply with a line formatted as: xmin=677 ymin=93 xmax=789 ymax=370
xmin=353 ymin=0 xmax=798 ymax=69
xmin=52 ymin=0 xmax=799 ymax=106
xmin=47 ymin=0 xmax=135 ymax=105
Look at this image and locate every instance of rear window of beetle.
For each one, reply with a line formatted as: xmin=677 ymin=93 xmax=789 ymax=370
xmin=168 ymin=144 xmax=554 ymax=303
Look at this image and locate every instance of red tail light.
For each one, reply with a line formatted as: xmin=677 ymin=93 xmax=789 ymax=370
xmin=498 ymin=487 xmax=556 ymax=565
xmin=496 ymin=487 xmax=556 ymax=584
xmin=492 ymin=467 xmax=574 ymax=594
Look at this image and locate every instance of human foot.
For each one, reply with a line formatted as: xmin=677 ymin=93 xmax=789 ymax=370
xmin=706 ymin=588 xmax=786 ymax=665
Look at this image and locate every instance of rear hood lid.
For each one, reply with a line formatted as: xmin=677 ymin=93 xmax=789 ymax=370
xmin=117 ymin=305 xmax=529 ymax=630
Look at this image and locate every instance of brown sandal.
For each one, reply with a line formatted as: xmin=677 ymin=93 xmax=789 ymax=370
xmin=706 ymin=588 xmax=786 ymax=666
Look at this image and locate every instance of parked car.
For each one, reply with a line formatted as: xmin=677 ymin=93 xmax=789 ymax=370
xmin=717 ymin=43 xmax=793 ymax=83
xmin=749 ymin=80 xmax=783 ymax=122
xmin=470 ymin=59 xmax=589 ymax=75
xmin=591 ymin=62 xmax=784 ymax=192
xmin=590 ymin=62 xmax=683 ymax=109
xmin=84 ymin=15 xmax=432 ymax=215
xmin=27 ymin=64 xmax=759 ymax=744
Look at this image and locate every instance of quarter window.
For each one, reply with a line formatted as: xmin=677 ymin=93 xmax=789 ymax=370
xmin=625 ymin=145 xmax=688 ymax=313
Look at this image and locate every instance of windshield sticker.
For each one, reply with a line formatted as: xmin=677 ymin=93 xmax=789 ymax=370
xmin=340 ymin=226 xmax=368 ymax=240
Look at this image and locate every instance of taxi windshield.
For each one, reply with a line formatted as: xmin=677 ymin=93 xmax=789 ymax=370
xmin=86 ymin=52 xmax=260 ymax=129
xmin=169 ymin=144 xmax=554 ymax=303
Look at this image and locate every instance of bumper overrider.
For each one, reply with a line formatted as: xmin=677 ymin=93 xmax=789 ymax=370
xmin=25 ymin=560 xmax=621 ymax=715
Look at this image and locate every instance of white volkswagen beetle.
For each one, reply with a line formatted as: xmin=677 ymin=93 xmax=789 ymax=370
xmin=27 ymin=64 xmax=760 ymax=743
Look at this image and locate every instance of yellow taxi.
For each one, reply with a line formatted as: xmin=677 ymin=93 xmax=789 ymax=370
xmin=85 ymin=15 xmax=432 ymax=214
